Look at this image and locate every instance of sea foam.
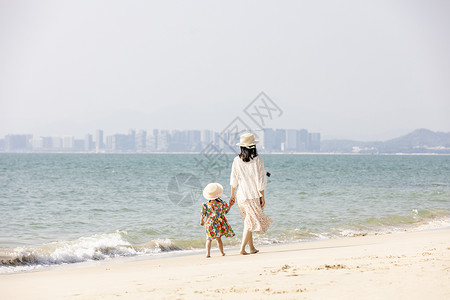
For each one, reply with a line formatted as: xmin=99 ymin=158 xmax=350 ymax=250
xmin=0 ymin=231 xmax=180 ymax=273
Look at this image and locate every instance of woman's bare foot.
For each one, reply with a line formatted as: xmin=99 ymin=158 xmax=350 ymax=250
xmin=206 ymin=255 xmax=211 ymax=258
xmin=221 ymin=252 xmax=226 ymax=256
xmin=249 ymin=249 xmax=259 ymax=254
xmin=240 ymin=251 xmax=249 ymax=255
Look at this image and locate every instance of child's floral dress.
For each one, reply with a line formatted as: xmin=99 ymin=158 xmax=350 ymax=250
xmin=201 ymin=199 xmax=235 ymax=240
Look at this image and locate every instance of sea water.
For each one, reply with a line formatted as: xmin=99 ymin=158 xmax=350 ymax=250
xmin=1 ymin=153 xmax=449 ymax=273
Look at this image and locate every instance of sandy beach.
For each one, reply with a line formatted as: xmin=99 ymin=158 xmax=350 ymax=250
xmin=1 ymin=229 xmax=449 ymax=300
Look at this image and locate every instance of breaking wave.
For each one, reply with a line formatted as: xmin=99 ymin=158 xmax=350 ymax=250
xmin=0 ymin=231 xmax=181 ymax=273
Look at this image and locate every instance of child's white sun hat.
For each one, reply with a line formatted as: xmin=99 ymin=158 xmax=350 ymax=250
xmin=203 ymin=183 xmax=226 ymax=200
xmin=236 ymin=132 xmax=259 ymax=149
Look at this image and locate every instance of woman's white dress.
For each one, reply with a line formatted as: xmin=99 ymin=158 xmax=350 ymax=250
xmin=230 ymin=156 xmax=273 ymax=234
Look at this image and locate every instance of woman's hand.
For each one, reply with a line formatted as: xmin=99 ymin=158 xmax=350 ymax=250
xmin=230 ymin=186 xmax=237 ymax=207
xmin=200 ymin=218 xmax=204 ymax=226
xmin=260 ymin=195 xmax=265 ymax=208
xmin=259 ymin=190 xmax=265 ymax=208
xmin=229 ymin=195 xmax=235 ymax=206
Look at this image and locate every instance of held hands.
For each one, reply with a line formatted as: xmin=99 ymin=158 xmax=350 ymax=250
xmin=229 ymin=195 xmax=235 ymax=206
xmin=200 ymin=218 xmax=204 ymax=226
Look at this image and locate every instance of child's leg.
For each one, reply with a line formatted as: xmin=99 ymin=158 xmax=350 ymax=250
xmin=205 ymin=239 xmax=212 ymax=258
xmin=216 ymin=237 xmax=225 ymax=256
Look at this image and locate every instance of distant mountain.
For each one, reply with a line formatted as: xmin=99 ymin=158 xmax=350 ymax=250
xmin=321 ymin=129 xmax=450 ymax=154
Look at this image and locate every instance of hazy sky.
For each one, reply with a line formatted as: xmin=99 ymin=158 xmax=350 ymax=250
xmin=1 ymin=0 xmax=449 ymax=141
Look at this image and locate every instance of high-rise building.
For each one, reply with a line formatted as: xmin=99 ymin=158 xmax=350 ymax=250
xmin=285 ymin=130 xmax=297 ymax=151
xmin=42 ymin=137 xmax=53 ymax=150
xmin=111 ymin=134 xmax=134 ymax=152
xmin=152 ymin=129 xmax=159 ymax=150
xmin=128 ymin=129 xmax=136 ymax=151
xmin=146 ymin=133 xmax=157 ymax=152
xmin=31 ymin=137 xmax=44 ymax=150
xmin=5 ymin=134 xmax=32 ymax=152
xmin=136 ymin=130 xmax=147 ymax=152
xmin=52 ymin=137 xmax=62 ymax=150
xmin=73 ymin=139 xmax=85 ymax=152
xmin=308 ymin=132 xmax=321 ymax=152
xmin=219 ymin=132 xmax=229 ymax=151
xmin=95 ymin=130 xmax=104 ymax=151
xmin=258 ymin=128 xmax=278 ymax=152
xmin=213 ymin=132 xmax=220 ymax=148
xmin=187 ymin=130 xmax=201 ymax=152
xmin=297 ymin=129 xmax=308 ymax=152
xmin=105 ymin=136 xmax=113 ymax=150
xmin=157 ymin=130 xmax=169 ymax=152
xmin=169 ymin=130 xmax=186 ymax=152
xmin=275 ymin=129 xmax=286 ymax=152
xmin=63 ymin=136 xmax=74 ymax=150
xmin=201 ymin=130 xmax=212 ymax=147
xmin=85 ymin=134 xmax=93 ymax=152
xmin=264 ymin=128 xmax=274 ymax=152
xmin=254 ymin=129 xmax=265 ymax=151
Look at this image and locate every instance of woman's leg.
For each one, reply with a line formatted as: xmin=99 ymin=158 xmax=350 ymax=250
xmin=240 ymin=227 xmax=251 ymax=255
xmin=247 ymin=231 xmax=259 ymax=254
xmin=205 ymin=239 xmax=212 ymax=258
xmin=216 ymin=237 xmax=225 ymax=256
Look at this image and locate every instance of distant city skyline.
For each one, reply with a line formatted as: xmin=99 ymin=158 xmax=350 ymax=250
xmin=0 ymin=127 xmax=321 ymax=153
xmin=2 ymin=127 xmax=449 ymax=154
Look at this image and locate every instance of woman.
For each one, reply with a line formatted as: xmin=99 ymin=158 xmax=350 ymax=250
xmin=230 ymin=133 xmax=273 ymax=255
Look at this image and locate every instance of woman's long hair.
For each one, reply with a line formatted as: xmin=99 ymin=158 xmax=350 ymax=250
xmin=239 ymin=146 xmax=258 ymax=162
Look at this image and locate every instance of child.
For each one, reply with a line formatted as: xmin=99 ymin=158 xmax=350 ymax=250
xmin=200 ymin=182 xmax=235 ymax=258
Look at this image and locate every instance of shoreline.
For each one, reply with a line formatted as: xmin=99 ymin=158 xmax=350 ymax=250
xmin=1 ymin=152 xmax=450 ymax=155
xmin=2 ymin=220 xmax=450 ymax=275
xmin=2 ymin=220 xmax=449 ymax=275
xmin=1 ymin=228 xmax=449 ymax=299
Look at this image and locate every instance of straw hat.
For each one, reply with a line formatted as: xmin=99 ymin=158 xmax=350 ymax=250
xmin=236 ymin=132 xmax=259 ymax=148
xmin=203 ymin=183 xmax=226 ymax=200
